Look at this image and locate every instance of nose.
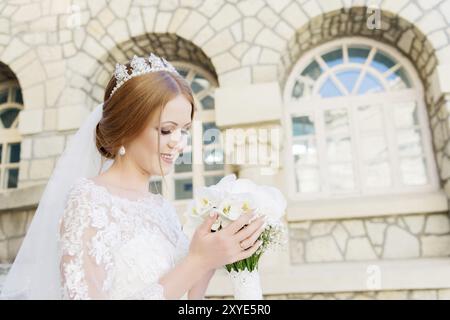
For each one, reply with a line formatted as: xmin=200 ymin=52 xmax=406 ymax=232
xmin=167 ymin=129 xmax=186 ymax=151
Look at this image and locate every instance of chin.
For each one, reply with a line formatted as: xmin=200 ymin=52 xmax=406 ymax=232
xmin=159 ymin=164 xmax=174 ymax=176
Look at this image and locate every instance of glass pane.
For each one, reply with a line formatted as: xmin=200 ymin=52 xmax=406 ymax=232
xmin=205 ymin=175 xmax=223 ymax=187
xmin=397 ymin=128 xmax=424 ymax=157
xmin=175 ymin=178 xmax=193 ymax=200
xmin=400 ymin=157 xmax=428 ymax=186
xmin=326 ymin=137 xmax=352 ymax=162
xmin=191 ymin=81 xmax=203 ymax=94
xmin=177 ymin=69 xmax=188 ymax=78
xmin=14 ymin=88 xmax=23 ymax=104
xmin=8 ymin=143 xmax=20 ymax=163
xmin=204 ymin=149 xmax=224 ymax=171
xmin=175 ymin=152 xmax=192 ymax=173
xmin=357 ymin=105 xmax=384 ymax=132
xmin=291 ymin=80 xmax=308 ymax=99
xmin=328 ymin=163 xmax=355 ymax=191
xmin=357 ymin=73 xmax=384 ymax=95
xmin=292 ymin=80 xmax=304 ymax=98
xmin=387 ymin=67 xmax=411 ymax=90
xmin=301 ymin=60 xmax=322 ymax=81
xmin=361 ymin=134 xmax=388 ymax=162
xmin=295 ymin=165 xmax=320 ymax=193
xmin=393 ymin=102 xmax=419 ymax=128
xmin=292 ymin=116 xmax=315 ymax=136
xmin=149 ymin=180 xmax=162 ymax=194
xmin=371 ymin=51 xmax=396 ymax=73
xmin=201 ymin=95 xmax=214 ymax=110
xmin=324 ymin=108 xmax=350 ymax=136
xmin=0 ymin=89 xmax=8 ymax=104
xmin=336 ymin=69 xmax=360 ymax=94
xmin=293 ymin=140 xmax=317 ymax=166
xmin=191 ymin=74 xmax=209 ymax=94
xmin=322 ymin=48 xmax=343 ymax=68
xmin=319 ymin=78 xmax=342 ymax=97
xmin=7 ymin=168 xmax=19 ymax=189
xmin=348 ymin=46 xmax=370 ymax=64
xmin=202 ymin=122 xmax=221 ymax=145
xmin=364 ymin=160 xmax=391 ymax=188
xmin=292 ymin=78 xmax=314 ymax=99
xmin=293 ymin=140 xmax=320 ymax=193
xmin=0 ymin=108 xmax=20 ymax=129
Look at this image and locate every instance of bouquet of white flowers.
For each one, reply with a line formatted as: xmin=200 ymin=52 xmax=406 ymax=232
xmin=184 ymin=174 xmax=287 ymax=299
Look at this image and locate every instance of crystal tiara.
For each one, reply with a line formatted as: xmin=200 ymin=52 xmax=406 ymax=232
xmin=109 ymin=53 xmax=179 ymax=98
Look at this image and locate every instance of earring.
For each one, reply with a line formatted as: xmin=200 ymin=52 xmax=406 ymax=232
xmin=119 ymin=146 xmax=126 ymax=156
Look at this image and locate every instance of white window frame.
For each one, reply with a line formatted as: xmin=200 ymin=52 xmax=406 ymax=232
xmin=0 ymin=80 xmax=23 ymax=190
xmin=283 ymin=37 xmax=439 ymax=202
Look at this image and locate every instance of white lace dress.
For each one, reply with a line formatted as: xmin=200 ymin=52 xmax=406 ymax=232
xmin=57 ymin=178 xmax=190 ymax=300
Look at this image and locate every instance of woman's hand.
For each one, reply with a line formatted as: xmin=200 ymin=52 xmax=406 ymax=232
xmin=159 ymin=212 xmax=264 ymax=299
xmin=188 ymin=211 xmax=265 ymax=271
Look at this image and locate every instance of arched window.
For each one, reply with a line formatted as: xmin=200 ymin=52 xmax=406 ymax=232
xmin=150 ymin=63 xmax=226 ymax=201
xmin=0 ymin=79 xmax=23 ymax=190
xmin=284 ymin=38 xmax=438 ymax=199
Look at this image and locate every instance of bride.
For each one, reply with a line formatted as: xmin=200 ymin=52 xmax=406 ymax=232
xmin=0 ymin=53 xmax=265 ymax=300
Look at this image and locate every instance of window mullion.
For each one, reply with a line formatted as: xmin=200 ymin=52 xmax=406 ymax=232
xmin=417 ymin=99 xmax=439 ymax=188
xmin=343 ymin=43 xmax=348 ymax=64
xmin=383 ymin=102 xmax=402 ymax=191
xmin=352 ymin=47 xmax=376 ymax=95
xmin=350 ymin=102 xmax=363 ymax=195
xmin=315 ymin=108 xmax=329 ymax=196
xmin=383 ymin=63 xmax=401 ymax=78
xmin=0 ymin=167 xmax=3 ymax=189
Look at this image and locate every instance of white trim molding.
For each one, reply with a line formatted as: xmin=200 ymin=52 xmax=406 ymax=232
xmin=286 ymin=190 xmax=448 ymax=222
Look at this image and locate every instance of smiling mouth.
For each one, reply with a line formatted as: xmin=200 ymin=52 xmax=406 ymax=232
xmin=160 ymin=153 xmax=175 ymax=164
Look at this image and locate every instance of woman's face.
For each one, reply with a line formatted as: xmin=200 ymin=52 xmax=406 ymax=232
xmin=127 ymin=94 xmax=192 ymax=177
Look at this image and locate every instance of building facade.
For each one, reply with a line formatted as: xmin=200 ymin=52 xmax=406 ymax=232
xmin=1 ymin=0 xmax=450 ymax=299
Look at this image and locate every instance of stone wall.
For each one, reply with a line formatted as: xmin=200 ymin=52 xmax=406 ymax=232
xmin=289 ymin=212 xmax=450 ymax=264
xmin=430 ymin=96 xmax=450 ymax=200
xmin=0 ymin=208 xmax=35 ymax=264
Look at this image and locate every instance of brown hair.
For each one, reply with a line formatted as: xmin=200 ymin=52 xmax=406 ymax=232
xmin=96 ymin=64 xmax=195 ymax=161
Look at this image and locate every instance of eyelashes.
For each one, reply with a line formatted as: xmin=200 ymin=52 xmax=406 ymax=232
xmin=159 ymin=128 xmax=191 ymax=136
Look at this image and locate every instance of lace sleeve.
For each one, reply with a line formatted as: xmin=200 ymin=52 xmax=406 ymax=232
xmin=175 ymin=228 xmax=190 ymax=264
xmin=58 ymin=184 xmax=112 ymax=300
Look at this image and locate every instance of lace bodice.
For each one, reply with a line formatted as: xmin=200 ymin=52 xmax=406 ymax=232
xmin=57 ymin=178 xmax=190 ymax=300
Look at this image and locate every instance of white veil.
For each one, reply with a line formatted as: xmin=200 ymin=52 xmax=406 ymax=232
xmin=0 ymin=102 xmax=112 ymax=299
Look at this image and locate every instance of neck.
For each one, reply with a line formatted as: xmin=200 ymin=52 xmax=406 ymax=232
xmin=102 ymin=156 xmax=150 ymax=193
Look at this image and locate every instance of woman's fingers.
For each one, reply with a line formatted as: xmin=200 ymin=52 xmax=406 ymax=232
xmin=234 ymin=217 xmax=265 ymax=242
xmin=233 ymin=240 xmax=263 ymax=262
xmin=223 ymin=211 xmax=256 ymax=235
xmin=239 ymin=224 xmax=265 ymax=249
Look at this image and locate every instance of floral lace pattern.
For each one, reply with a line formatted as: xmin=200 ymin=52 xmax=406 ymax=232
xmin=58 ymin=178 xmax=190 ymax=300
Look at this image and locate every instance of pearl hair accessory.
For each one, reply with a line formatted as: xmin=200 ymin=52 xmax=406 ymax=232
xmin=109 ymin=53 xmax=179 ymax=98
xmin=118 ymin=146 xmax=126 ymax=156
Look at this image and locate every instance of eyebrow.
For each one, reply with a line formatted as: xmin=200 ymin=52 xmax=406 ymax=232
xmin=161 ymin=121 xmax=192 ymax=127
